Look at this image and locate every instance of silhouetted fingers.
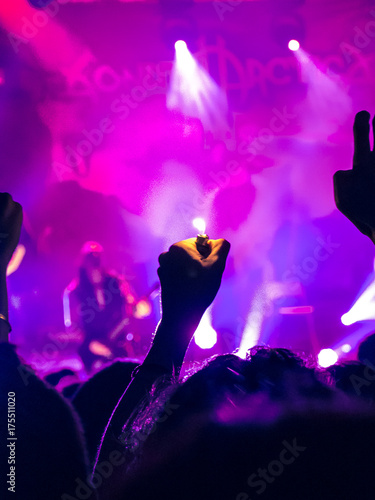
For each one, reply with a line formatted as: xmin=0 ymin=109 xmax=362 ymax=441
xmin=158 ymin=251 xmax=168 ymax=267
xmin=208 ymin=238 xmax=231 ymax=271
xmin=353 ymin=110 xmax=371 ymax=168
xmin=333 ymin=170 xmax=372 ymax=238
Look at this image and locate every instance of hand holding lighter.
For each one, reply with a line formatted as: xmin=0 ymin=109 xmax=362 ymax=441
xmin=195 ymin=233 xmax=210 ymax=258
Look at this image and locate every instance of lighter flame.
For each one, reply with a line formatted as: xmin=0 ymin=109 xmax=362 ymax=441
xmin=192 ymin=217 xmax=206 ymax=235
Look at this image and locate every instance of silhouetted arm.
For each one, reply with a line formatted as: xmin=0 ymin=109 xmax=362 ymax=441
xmin=334 ymin=111 xmax=375 ymax=242
xmin=94 ymin=237 xmax=230 ymax=498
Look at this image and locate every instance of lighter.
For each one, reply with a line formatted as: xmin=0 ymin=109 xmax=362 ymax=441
xmin=193 ymin=218 xmax=210 ymax=258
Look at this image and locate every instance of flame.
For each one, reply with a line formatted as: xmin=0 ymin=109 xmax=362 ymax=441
xmin=192 ymin=217 xmax=206 ymax=234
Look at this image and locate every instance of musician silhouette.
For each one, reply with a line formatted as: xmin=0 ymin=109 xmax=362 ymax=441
xmin=63 ymin=241 xmax=138 ymax=372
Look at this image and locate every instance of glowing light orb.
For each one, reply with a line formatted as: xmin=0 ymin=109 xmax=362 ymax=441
xmin=175 ymin=40 xmax=187 ymax=52
xmin=288 ymin=39 xmax=300 ymax=51
xmin=134 ymin=299 xmax=152 ymax=319
xmin=192 ymin=217 xmax=206 ymax=234
xmin=341 ymin=344 xmax=352 ymax=353
xmin=194 ymin=324 xmax=217 ymax=349
xmin=317 ymin=348 xmax=338 ymax=368
xmin=341 ymin=313 xmax=352 ymax=326
xmin=89 ymin=341 xmax=112 ymax=358
xmin=194 ymin=309 xmax=217 ymax=349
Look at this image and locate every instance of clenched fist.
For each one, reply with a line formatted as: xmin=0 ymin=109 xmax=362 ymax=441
xmin=157 ymin=237 xmax=230 ymax=323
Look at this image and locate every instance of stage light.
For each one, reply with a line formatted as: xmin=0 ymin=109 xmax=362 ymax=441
xmin=192 ymin=217 xmax=206 ymax=235
xmin=63 ymin=290 xmax=72 ymax=328
xmin=340 ymin=277 xmax=375 ymax=326
xmin=195 ymin=323 xmax=217 ymax=349
xmin=271 ymin=13 xmax=305 ymax=50
xmin=133 ymin=299 xmax=152 ymax=319
xmin=174 ymin=39 xmax=194 ymax=71
xmin=341 ymin=344 xmax=352 ymax=353
xmin=341 ymin=313 xmax=352 ymax=326
xmin=288 ymin=39 xmax=300 ymax=51
xmin=167 ymin=36 xmax=229 ymax=136
xmin=317 ymin=348 xmax=338 ymax=368
xmin=175 ymin=40 xmax=187 ymax=52
xmin=237 ymin=295 xmax=264 ymax=359
xmin=6 ymin=244 xmax=26 ymax=277
xmin=194 ymin=309 xmax=217 ymax=350
xmin=89 ymin=341 xmax=112 ymax=358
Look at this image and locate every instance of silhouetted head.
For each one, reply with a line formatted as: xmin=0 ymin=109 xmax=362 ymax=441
xmin=119 ymin=393 xmax=375 ymax=500
xmin=72 ymin=359 xmax=139 ymax=464
xmin=80 ymin=241 xmax=104 ymax=270
xmin=327 ymin=361 xmax=375 ymax=402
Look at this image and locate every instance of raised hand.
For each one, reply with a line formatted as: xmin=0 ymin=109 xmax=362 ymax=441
xmin=94 ymin=237 xmax=231 ymax=480
xmin=157 ymin=237 xmax=230 ymax=324
xmin=333 ymin=111 xmax=375 ymax=242
xmin=0 ymin=193 xmax=23 ymax=271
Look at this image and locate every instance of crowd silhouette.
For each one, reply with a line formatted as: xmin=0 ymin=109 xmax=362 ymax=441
xmin=2 ymin=111 xmax=375 ymax=498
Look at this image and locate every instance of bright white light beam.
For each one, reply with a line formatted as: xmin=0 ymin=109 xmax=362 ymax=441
xmin=167 ymin=41 xmax=230 ymax=138
xmin=341 ymin=279 xmax=375 ymax=326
